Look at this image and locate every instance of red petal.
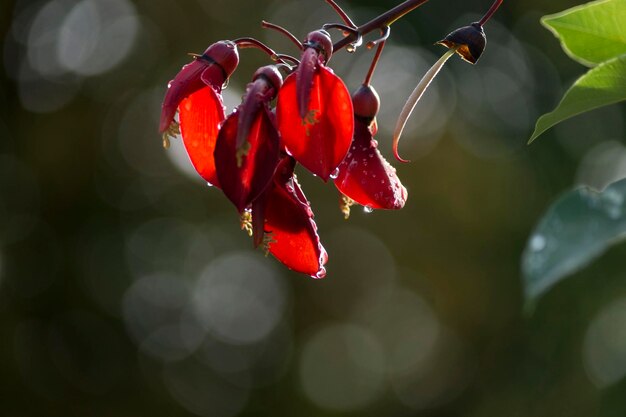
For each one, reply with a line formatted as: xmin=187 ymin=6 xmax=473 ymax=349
xmin=215 ymin=107 xmax=280 ymax=213
xmin=201 ymin=65 xmax=225 ymax=90
xmin=277 ymin=67 xmax=354 ymax=181
xmin=159 ymin=60 xmax=222 ymax=133
xmin=296 ymin=48 xmax=318 ymax=119
xmin=178 ymin=86 xmax=225 ymax=187
xmin=262 ymin=158 xmax=328 ymax=278
xmin=334 ymin=121 xmax=407 ymax=210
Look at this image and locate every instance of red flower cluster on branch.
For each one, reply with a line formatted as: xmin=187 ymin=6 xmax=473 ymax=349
xmin=158 ymin=0 xmax=502 ymax=277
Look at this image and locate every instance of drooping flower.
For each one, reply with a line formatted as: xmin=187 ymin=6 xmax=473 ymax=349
xmin=334 ymin=84 xmax=407 ymax=215
xmin=277 ymin=30 xmax=354 ymax=181
xmin=160 ymin=41 xmax=239 ymax=186
xmin=214 ymin=65 xmax=283 ymax=213
xmin=159 ymin=40 xmax=238 ymax=134
xmin=251 ymin=157 xmax=328 ymax=278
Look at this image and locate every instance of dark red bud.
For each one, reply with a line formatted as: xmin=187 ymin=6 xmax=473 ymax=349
xmin=304 ymin=30 xmax=333 ymax=63
xmin=351 ymin=84 xmax=380 ymax=119
xmin=253 ymin=65 xmax=284 ymax=93
xmin=437 ymin=23 xmax=486 ymax=64
xmin=203 ymin=40 xmax=239 ymax=77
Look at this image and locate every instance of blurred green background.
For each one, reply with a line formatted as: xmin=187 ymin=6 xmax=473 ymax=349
xmin=2 ymin=0 xmax=626 ymax=416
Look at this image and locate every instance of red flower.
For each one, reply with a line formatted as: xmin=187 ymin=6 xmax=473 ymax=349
xmin=160 ymin=41 xmax=239 ymax=186
xmin=159 ymin=41 xmax=238 ymax=134
xmin=214 ymin=66 xmax=283 ymax=213
xmin=277 ymin=30 xmax=354 ymax=181
xmin=178 ymin=87 xmax=225 ymax=187
xmin=251 ymin=157 xmax=328 ymax=278
xmin=334 ymin=85 xmax=407 ymax=211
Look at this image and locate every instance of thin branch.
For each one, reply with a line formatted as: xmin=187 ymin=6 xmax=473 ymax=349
xmin=333 ymin=0 xmax=430 ymax=52
xmin=363 ymin=41 xmax=385 ymax=86
xmin=261 ymin=20 xmax=303 ymax=50
xmin=479 ymin=0 xmax=503 ymax=26
xmin=324 ymin=0 xmax=357 ymax=28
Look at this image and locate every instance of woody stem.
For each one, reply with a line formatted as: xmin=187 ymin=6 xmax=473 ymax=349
xmin=333 ymin=0 xmax=429 ymax=52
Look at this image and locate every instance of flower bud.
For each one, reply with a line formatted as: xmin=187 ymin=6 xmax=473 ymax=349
xmin=304 ymin=30 xmax=333 ymax=62
xmin=351 ymin=84 xmax=380 ymax=119
xmin=203 ymin=40 xmax=239 ymax=77
xmin=253 ymin=65 xmax=284 ymax=92
xmin=437 ymin=22 xmax=486 ymax=64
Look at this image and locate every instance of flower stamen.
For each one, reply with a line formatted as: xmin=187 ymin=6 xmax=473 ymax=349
xmin=340 ymin=195 xmax=355 ymax=219
xmin=162 ymin=120 xmax=180 ymax=149
xmin=240 ymin=210 xmax=253 ymax=236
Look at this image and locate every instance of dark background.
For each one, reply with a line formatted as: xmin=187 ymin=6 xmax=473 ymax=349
xmin=2 ymin=0 xmax=626 ymax=416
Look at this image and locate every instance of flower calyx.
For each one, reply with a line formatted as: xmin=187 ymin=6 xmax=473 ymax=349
xmin=437 ymin=22 xmax=486 ymax=64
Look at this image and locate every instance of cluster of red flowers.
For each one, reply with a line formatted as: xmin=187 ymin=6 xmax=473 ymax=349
xmin=158 ymin=0 xmax=499 ymax=278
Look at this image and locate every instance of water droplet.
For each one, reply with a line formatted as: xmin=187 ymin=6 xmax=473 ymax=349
xmin=315 ymin=266 xmax=327 ymax=279
xmin=330 ymin=168 xmax=340 ymax=180
xmin=363 ymin=206 xmax=373 ymax=214
xmin=529 ymin=234 xmax=546 ymax=252
xmin=206 ymin=182 xmax=214 ymax=188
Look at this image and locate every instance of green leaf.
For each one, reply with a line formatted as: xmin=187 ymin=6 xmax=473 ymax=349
xmin=528 ymin=54 xmax=626 ymax=143
xmin=542 ymin=0 xmax=626 ymax=67
xmin=522 ymin=177 xmax=626 ymax=307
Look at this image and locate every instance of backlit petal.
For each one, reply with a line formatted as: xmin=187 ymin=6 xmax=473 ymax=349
xmin=215 ymin=107 xmax=280 ymax=213
xmin=178 ymin=86 xmax=225 ymax=187
xmin=277 ymin=66 xmax=354 ymax=181
xmin=334 ymin=121 xmax=407 ymax=210
xmin=262 ymin=158 xmax=328 ymax=278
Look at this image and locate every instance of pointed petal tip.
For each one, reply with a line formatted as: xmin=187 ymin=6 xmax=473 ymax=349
xmin=392 ymin=142 xmax=411 ymax=163
xmin=312 ymin=265 xmax=327 ymax=279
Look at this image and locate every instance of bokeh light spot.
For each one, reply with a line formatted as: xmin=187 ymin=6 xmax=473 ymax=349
xmin=299 ymin=323 xmax=385 ymax=411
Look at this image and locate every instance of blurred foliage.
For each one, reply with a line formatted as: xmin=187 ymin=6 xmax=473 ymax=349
xmin=530 ymin=0 xmax=626 ymax=142
xmin=523 ymin=177 xmax=626 ymax=306
xmin=0 ymin=1 xmax=626 ymax=417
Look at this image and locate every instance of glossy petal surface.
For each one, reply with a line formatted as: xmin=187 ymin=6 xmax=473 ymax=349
xmin=262 ymin=159 xmax=328 ymax=278
xmin=178 ymin=86 xmax=225 ymax=187
xmin=215 ymin=108 xmax=280 ymax=213
xmin=160 ymin=60 xmax=219 ymax=133
xmin=277 ymin=67 xmax=354 ymax=181
xmin=334 ymin=121 xmax=407 ymax=210
xmin=296 ymin=48 xmax=318 ymax=118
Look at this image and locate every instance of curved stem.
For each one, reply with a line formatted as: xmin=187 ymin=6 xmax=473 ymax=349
xmin=333 ymin=0 xmax=430 ymax=52
xmin=392 ymin=47 xmax=457 ymax=162
xmin=366 ymin=26 xmax=390 ymax=49
xmin=234 ymin=38 xmax=292 ymax=65
xmin=261 ymin=20 xmax=304 ymax=50
xmin=324 ymin=0 xmax=357 ymax=28
xmin=479 ymin=0 xmax=503 ymax=26
xmin=363 ymin=41 xmax=385 ymax=86
xmin=273 ymin=54 xmax=300 ymax=66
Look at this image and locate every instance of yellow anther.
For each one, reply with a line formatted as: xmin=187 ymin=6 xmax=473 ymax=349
xmin=340 ymin=195 xmax=355 ymax=220
xmin=240 ymin=211 xmax=253 ymax=237
xmin=262 ymin=231 xmax=276 ymax=256
xmin=162 ymin=120 xmax=180 ymax=149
